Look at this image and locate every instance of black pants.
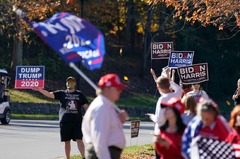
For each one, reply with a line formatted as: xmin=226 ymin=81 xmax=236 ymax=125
xmin=85 ymin=143 xmax=122 ymax=159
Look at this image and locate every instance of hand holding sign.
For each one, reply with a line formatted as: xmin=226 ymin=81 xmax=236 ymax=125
xmin=171 ymin=69 xmax=176 ymax=82
xmin=161 ymin=66 xmax=170 ymax=79
xmin=150 ymin=68 xmax=157 ymax=82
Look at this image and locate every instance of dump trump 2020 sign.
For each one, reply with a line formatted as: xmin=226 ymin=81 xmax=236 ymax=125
xmin=15 ymin=66 xmax=45 ymax=89
xmin=177 ymin=63 xmax=209 ymax=84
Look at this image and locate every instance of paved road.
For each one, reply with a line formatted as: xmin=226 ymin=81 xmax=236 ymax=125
xmin=0 ymin=120 xmax=154 ymax=159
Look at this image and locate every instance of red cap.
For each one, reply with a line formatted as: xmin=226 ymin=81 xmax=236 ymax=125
xmin=98 ymin=74 xmax=127 ymax=90
xmin=161 ymin=98 xmax=185 ymax=114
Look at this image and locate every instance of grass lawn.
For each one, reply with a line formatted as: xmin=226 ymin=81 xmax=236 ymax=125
xmin=9 ymin=89 xmax=157 ymax=107
xmin=11 ymin=114 xmax=59 ymax=120
xmin=70 ymin=144 xmax=155 ymax=159
xmin=9 ymin=89 xmax=58 ymax=103
xmin=9 ymin=89 xmax=157 ymax=120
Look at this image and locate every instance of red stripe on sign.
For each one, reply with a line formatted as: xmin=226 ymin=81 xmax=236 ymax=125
xmin=92 ymin=34 xmax=103 ymax=65
xmin=92 ymin=55 xmax=102 ymax=65
xmin=183 ymin=53 xmax=187 ymax=58
xmin=67 ymin=53 xmax=80 ymax=60
xmin=194 ymin=66 xmax=200 ymax=72
xmin=15 ymin=80 xmax=44 ymax=89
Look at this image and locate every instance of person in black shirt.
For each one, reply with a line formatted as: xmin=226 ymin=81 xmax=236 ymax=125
xmin=233 ymin=79 xmax=240 ymax=106
xmin=33 ymin=76 xmax=89 ymax=159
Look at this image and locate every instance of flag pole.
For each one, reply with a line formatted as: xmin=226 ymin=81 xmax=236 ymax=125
xmin=69 ymin=62 xmax=122 ymax=113
xmin=69 ymin=62 xmax=98 ymax=90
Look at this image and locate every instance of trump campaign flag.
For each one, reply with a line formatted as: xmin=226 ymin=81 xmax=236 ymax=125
xmin=15 ymin=10 xmax=105 ymax=90
xmin=18 ymin=11 xmax=105 ymax=70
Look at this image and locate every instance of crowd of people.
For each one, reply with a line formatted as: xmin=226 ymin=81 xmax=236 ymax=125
xmin=148 ymin=67 xmax=240 ymax=159
xmin=33 ymin=67 xmax=240 ymax=159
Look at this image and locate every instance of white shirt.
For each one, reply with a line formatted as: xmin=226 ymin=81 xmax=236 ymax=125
xmin=187 ymin=90 xmax=209 ymax=102
xmin=82 ymin=95 xmax=125 ymax=159
xmin=152 ymin=81 xmax=183 ymax=134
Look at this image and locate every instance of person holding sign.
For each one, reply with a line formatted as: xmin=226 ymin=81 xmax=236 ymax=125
xmin=82 ymin=74 xmax=128 ymax=159
xmin=186 ymin=83 xmax=209 ymax=103
xmin=146 ymin=67 xmax=183 ymax=135
xmin=147 ymin=67 xmax=182 ymax=159
xmin=154 ymin=98 xmax=186 ymax=159
xmin=33 ymin=76 xmax=89 ymax=159
xmin=232 ymin=79 xmax=240 ymax=106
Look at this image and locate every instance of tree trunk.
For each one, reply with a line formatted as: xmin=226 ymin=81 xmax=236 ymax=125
xmin=11 ymin=9 xmax=23 ymax=73
xmin=12 ymin=34 xmax=23 ymax=71
xmin=151 ymin=2 xmax=168 ymax=76
xmin=124 ymin=0 xmax=136 ymax=55
xmin=140 ymin=3 xmax=153 ymax=77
